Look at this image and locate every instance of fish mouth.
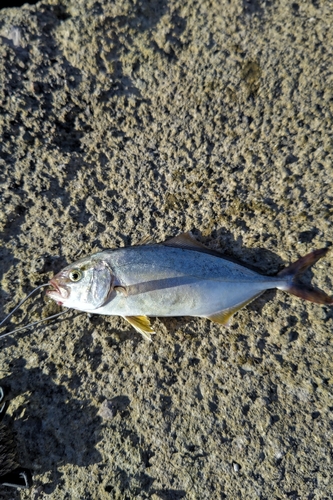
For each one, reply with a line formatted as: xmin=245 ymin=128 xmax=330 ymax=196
xmin=46 ymin=279 xmax=69 ymax=304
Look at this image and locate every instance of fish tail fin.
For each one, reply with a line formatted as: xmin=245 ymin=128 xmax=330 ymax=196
xmin=277 ymin=248 xmax=333 ymax=305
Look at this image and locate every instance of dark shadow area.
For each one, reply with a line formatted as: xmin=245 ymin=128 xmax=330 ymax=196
xmin=0 ymin=360 xmax=103 ymax=495
xmin=298 ymin=228 xmax=319 ymax=244
xmin=242 ymin=0 xmax=275 ymax=18
xmin=148 ymin=489 xmax=187 ymax=499
xmin=1 ymin=0 xmax=39 ymax=8
xmin=0 ymin=386 xmax=32 ymax=497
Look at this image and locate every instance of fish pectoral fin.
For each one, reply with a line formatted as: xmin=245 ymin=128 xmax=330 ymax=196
xmin=163 ymin=231 xmax=209 ymax=251
xmin=206 ymin=293 xmax=264 ymax=327
xmin=123 ymin=315 xmax=155 ymax=342
xmin=114 ymin=285 xmax=128 ymax=296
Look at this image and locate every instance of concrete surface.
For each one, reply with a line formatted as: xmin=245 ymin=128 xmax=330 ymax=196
xmin=0 ymin=0 xmax=332 ymax=498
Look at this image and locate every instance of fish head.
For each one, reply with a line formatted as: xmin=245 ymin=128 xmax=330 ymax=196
xmin=46 ymin=256 xmax=113 ymax=310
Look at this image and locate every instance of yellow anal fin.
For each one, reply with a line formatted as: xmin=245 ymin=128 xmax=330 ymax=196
xmin=123 ymin=315 xmax=155 ymax=342
xmin=206 ymin=293 xmax=263 ymax=327
xmin=207 ymin=309 xmax=237 ymax=326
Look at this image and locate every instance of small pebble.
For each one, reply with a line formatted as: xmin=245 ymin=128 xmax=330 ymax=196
xmin=7 ymin=27 xmax=22 ymax=47
xmin=233 ymin=462 xmax=240 ymax=472
xmin=98 ymin=400 xmax=116 ymax=420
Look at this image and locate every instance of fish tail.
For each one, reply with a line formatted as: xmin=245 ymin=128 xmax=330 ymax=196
xmin=277 ymin=248 xmax=333 ymax=305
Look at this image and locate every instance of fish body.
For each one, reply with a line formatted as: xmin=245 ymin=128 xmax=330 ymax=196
xmin=88 ymin=245 xmax=284 ymax=317
xmin=47 ymin=232 xmax=333 ymax=339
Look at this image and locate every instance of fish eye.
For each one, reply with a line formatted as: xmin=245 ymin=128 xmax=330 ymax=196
xmin=69 ymin=269 xmax=83 ymax=282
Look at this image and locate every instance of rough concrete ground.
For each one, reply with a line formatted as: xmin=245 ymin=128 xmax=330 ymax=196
xmin=0 ymin=0 xmax=332 ymax=498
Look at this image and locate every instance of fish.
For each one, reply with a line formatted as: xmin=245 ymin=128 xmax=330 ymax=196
xmin=45 ymin=232 xmax=333 ymax=340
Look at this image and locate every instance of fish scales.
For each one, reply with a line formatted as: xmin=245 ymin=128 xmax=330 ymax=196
xmin=92 ymin=246 xmax=283 ymax=317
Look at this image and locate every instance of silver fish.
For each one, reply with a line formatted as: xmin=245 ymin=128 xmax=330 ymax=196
xmin=46 ymin=232 xmax=333 ymax=340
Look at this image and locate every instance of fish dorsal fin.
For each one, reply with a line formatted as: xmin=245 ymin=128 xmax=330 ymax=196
xmin=163 ymin=232 xmax=209 ymax=251
xmin=136 ymin=235 xmax=155 ymax=246
xmin=123 ymin=315 xmax=155 ymax=341
xmin=206 ymin=292 xmax=264 ymax=326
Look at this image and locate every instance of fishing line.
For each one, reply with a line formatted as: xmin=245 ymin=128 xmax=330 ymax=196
xmin=0 ymin=310 xmax=69 ymax=340
xmin=0 ymin=284 xmax=49 ymax=328
xmin=0 ymin=284 xmax=68 ymax=339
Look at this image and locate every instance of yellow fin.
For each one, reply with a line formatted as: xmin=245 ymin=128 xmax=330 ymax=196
xmin=207 ymin=309 xmax=237 ymax=326
xmin=206 ymin=293 xmax=263 ymax=326
xmin=163 ymin=231 xmax=209 ymax=251
xmin=123 ymin=315 xmax=155 ymax=341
